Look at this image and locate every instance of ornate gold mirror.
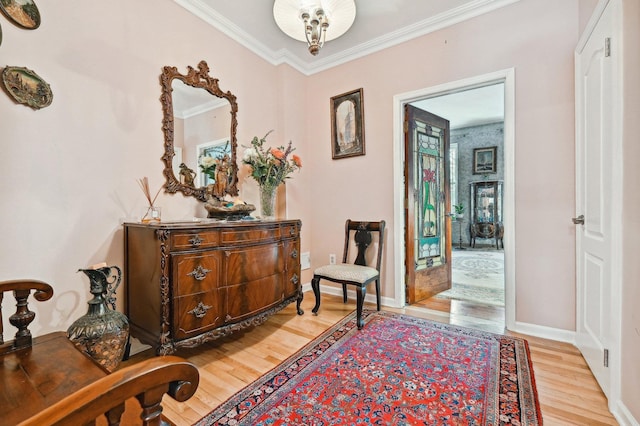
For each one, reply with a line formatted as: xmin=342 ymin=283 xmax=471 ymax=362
xmin=160 ymin=61 xmax=239 ymax=202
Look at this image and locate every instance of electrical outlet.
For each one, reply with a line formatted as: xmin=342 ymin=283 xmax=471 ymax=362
xmin=301 ymin=252 xmax=311 ymax=270
xmin=329 ymin=254 xmax=336 ymax=265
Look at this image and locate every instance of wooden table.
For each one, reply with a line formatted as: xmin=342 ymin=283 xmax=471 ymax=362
xmin=0 ymin=332 xmax=108 ymax=425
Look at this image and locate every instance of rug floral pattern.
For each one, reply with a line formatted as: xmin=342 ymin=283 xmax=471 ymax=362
xmin=196 ymin=311 xmax=541 ymax=425
xmin=437 ymin=250 xmax=505 ymax=306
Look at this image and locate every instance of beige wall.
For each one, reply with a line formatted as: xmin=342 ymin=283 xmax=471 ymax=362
xmin=304 ymin=0 xmax=582 ymax=331
xmin=0 ymin=0 xmax=581 ymax=336
xmin=621 ymin=0 xmax=640 ymax=420
xmin=0 ymin=0 xmax=310 ymax=335
xmin=1 ymin=0 xmax=638 ymax=420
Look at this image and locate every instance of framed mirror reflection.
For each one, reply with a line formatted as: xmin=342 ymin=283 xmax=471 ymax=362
xmin=160 ymin=61 xmax=239 ymax=202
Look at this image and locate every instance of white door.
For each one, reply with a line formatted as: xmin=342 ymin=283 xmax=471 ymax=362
xmin=575 ymin=0 xmax=617 ymax=398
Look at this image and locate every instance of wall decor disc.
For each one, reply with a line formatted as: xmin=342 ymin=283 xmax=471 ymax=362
xmin=0 ymin=0 xmax=41 ymax=29
xmin=1 ymin=66 xmax=52 ymax=109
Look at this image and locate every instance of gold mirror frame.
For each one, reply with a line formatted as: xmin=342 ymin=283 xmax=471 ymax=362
xmin=160 ymin=61 xmax=239 ymax=202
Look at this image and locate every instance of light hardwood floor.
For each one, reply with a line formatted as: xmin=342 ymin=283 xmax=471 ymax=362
xmin=126 ymin=293 xmax=618 ymax=425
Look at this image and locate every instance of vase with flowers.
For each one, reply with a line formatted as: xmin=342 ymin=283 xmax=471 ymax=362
xmin=243 ymin=131 xmax=302 ymax=218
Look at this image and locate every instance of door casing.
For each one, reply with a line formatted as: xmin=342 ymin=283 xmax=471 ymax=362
xmin=392 ymin=69 xmax=516 ymax=330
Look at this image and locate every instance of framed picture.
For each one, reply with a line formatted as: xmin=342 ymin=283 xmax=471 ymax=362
xmin=0 ymin=0 xmax=41 ymax=29
xmin=1 ymin=66 xmax=52 ymax=110
xmin=330 ymin=88 xmax=365 ymax=159
xmin=473 ymin=146 xmax=497 ymax=174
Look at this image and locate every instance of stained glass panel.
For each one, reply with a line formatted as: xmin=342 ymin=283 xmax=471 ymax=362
xmin=413 ymin=122 xmax=446 ymax=268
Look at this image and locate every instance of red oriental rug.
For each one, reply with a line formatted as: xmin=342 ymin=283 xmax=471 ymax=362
xmin=195 ymin=310 xmax=542 ymax=425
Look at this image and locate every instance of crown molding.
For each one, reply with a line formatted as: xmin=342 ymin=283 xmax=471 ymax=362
xmin=174 ymin=0 xmax=521 ymax=76
xmin=176 ymin=97 xmax=228 ymax=120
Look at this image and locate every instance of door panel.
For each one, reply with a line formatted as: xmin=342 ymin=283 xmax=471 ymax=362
xmin=404 ymin=105 xmax=451 ymax=304
xmin=575 ymin=1 xmax=613 ymax=397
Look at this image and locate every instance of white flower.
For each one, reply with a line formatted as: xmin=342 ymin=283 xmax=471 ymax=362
xmin=201 ymin=156 xmax=216 ymax=168
xmin=243 ymin=147 xmax=257 ymax=162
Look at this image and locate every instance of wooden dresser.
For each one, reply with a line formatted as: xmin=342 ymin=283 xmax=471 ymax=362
xmin=124 ymin=219 xmax=302 ymax=355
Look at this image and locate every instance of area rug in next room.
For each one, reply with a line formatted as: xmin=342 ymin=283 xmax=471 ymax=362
xmin=438 ymin=250 xmax=505 ymax=306
xmin=195 ymin=310 xmax=541 ymax=425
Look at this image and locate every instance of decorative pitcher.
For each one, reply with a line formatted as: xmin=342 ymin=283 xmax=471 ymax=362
xmin=67 ymin=265 xmax=129 ymax=372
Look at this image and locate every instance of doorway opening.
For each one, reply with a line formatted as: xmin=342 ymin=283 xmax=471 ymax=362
xmin=392 ymin=69 xmax=515 ymax=330
xmin=412 ymin=84 xmax=505 ymax=313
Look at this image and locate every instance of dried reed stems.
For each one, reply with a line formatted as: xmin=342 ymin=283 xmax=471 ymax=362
xmin=137 ymin=177 xmax=161 ymax=207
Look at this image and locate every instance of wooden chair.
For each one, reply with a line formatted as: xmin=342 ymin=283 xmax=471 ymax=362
xmin=0 ymin=279 xmax=199 ymax=425
xmin=311 ymin=220 xmax=385 ymax=329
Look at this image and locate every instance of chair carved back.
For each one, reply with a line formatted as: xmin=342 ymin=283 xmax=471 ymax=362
xmin=342 ymin=220 xmax=386 ymax=271
xmin=354 ymin=226 xmax=372 ymax=266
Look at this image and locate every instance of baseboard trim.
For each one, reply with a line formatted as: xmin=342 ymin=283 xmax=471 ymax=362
xmin=511 ymin=321 xmax=575 ymax=343
xmin=301 ymin=282 xmax=396 ymax=309
xmin=613 ymin=401 xmax=640 ymax=426
xmin=303 ymin=283 xmax=578 ymax=345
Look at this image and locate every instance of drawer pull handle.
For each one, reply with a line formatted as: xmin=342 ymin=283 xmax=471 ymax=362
xmin=290 ymin=227 xmax=296 ymax=236
xmin=291 ymin=274 xmax=299 ymax=285
xmin=189 ymin=235 xmax=203 ymax=247
xmin=187 ymin=265 xmax=211 ymax=281
xmin=291 ymin=249 xmax=298 ymax=259
xmin=188 ymin=302 xmax=212 ymax=319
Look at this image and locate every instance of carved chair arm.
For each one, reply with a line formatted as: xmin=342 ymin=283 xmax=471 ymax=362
xmin=18 ymin=355 xmax=200 ymax=426
xmin=0 ymin=280 xmax=54 ymax=351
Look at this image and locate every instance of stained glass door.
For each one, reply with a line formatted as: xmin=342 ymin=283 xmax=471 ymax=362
xmin=404 ymin=105 xmax=451 ymax=304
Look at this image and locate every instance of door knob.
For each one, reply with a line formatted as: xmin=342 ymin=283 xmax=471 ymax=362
xmin=572 ymin=215 xmax=585 ymax=225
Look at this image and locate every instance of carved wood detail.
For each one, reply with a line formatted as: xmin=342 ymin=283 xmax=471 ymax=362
xmin=125 ymin=220 xmax=302 ymax=355
xmin=160 ymin=60 xmax=239 ymax=201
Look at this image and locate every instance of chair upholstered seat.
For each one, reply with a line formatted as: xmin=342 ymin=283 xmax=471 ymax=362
xmin=314 ymin=264 xmax=379 ymax=283
xmin=311 ymin=220 xmax=386 ymax=329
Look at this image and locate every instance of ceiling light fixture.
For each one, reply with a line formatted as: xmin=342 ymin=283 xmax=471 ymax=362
xmin=273 ymin=0 xmax=356 ymax=56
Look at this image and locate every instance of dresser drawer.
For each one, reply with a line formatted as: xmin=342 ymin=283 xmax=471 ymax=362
xmin=224 ymin=243 xmax=284 ymax=286
xmin=171 ymin=230 xmax=220 ymax=250
xmin=172 ymin=252 xmax=222 ymax=297
xmin=220 ymin=226 xmax=281 ymax=245
xmin=281 ymin=222 xmax=299 ymax=238
xmin=173 ymin=290 xmax=225 ymax=340
xmin=226 ymin=275 xmax=282 ymax=322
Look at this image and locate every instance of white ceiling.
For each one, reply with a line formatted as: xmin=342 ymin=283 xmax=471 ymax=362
xmin=173 ymin=0 xmax=512 ymax=127
xmin=412 ymin=83 xmax=504 ymax=129
xmin=174 ymin=0 xmax=521 ymax=75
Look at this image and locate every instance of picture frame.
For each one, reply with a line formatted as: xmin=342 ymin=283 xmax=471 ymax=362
xmin=0 ymin=0 xmax=41 ymax=29
xmin=473 ymin=146 xmax=497 ymax=174
xmin=1 ymin=66 xmax=52 ymax=110
xmin=330 ymin=88 xmax=365 ymax=159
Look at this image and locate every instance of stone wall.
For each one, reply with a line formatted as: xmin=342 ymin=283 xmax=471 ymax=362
xmin=451 ymin=122 xmax=504 ymax=247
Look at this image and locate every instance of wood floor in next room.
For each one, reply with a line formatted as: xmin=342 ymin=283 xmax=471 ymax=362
xmin=124 ymin=294 xmax=617 ymax=426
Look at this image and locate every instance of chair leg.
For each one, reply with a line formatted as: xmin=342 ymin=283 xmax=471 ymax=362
xmin=356 ymin=285 xmax=367 ymax=329
xmin=342 ymin=283 xmax=348 ymax=303
xmin=311 ymin=276 xmax=321 ymax=315
xmin=375 ymin=279 xmax=381 ymax=311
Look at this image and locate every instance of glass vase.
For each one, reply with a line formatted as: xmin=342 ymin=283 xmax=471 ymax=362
xmin=141 ymin=205 xmax=161 ymax=223
xmin=259 ymin=184 xmax=277 ymax=219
